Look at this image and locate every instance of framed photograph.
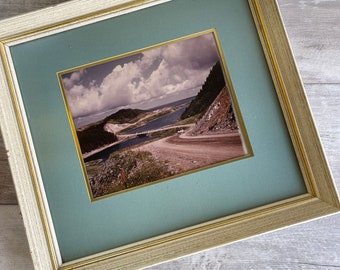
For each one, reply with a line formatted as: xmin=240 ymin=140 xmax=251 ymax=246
xmin=0 ymin=0 xmax=339 ymax=269
xmin=57 ymin=29 xmax=251 ymax=201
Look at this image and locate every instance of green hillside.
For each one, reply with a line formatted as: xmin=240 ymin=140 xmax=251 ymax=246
xmin=77 ymin=108 xmax=147 ymax=154
xmin=77 ymin=122 xmax=118 ymax=154
xmin=180 ymin=61 xmax=226 ymax=120
xmin=104 ymin=108 xmax=147 ymax=124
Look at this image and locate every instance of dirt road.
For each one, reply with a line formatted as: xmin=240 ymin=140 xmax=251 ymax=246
xmin=134 ymin=131 xmax=246 ymax=174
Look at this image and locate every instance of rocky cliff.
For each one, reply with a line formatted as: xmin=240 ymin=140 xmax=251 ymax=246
xmin=189 ymin=86 xmax=238 ymax=135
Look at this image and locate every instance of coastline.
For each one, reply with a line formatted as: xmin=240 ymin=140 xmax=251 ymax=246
xmin=82 ymin=139 xmax=125 ymax=159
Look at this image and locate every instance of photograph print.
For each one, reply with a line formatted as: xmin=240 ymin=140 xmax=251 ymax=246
xmin=59 ymin=29 xmax=251 ymax=200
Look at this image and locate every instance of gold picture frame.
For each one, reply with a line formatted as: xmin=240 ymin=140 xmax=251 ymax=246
xmin=0 ymin=0 xmax=339 ymax=269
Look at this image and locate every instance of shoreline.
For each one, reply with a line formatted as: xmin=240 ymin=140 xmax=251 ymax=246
xmin=82 ymin=139 xmax=125 ymax=159
xmin=82 ymin=128 xmax=242 ymax=160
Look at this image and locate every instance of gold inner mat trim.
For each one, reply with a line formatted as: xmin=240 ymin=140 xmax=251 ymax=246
xmin=60 ymin=194 xmax=314 ymax=269
xmin=57 ymin=28 xmax=253 ymax=202
xmin=0 ymin=0 xmax=164 ymax=44
xmin=250 ymin=0 xmax=318 ymax=197
xmin=0 ymin=43 xmax=60 ymax=269
xmin=0 ymin=2 xmax=173 ymax=267
xmin=0 ymin=0 xmax=322 ymax=268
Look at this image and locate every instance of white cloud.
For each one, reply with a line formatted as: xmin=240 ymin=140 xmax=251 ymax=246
xmin=62 ymin=69 xmax=86 ymax=90
xmin=63 ymin=33 xmax=220 ymax=120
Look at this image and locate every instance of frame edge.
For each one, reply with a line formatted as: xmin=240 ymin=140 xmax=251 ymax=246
xmin=0 ymin=43 xmax=56 ymax=269
xmin=248 ymin=0 xmax=340 ymax=208
xmin=0 ymin=0 xmax=339 ymax=269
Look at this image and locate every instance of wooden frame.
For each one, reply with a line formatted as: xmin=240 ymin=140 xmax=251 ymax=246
xmin=0 ymin=0 xmax=338 ymax=269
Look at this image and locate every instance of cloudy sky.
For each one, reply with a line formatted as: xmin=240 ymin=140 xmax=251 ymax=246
xmin=61 ymin=32 xmax=220 ymax=128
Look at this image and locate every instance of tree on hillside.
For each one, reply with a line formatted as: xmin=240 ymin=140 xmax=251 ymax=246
xmin=180 ymin=61 xmax=226 ymax=120
xmin=77 ymin=123 xmax=118 ymax=154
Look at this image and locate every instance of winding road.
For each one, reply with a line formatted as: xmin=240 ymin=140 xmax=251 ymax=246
xmin=135 ymin=130 xmax=247 ymax=173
